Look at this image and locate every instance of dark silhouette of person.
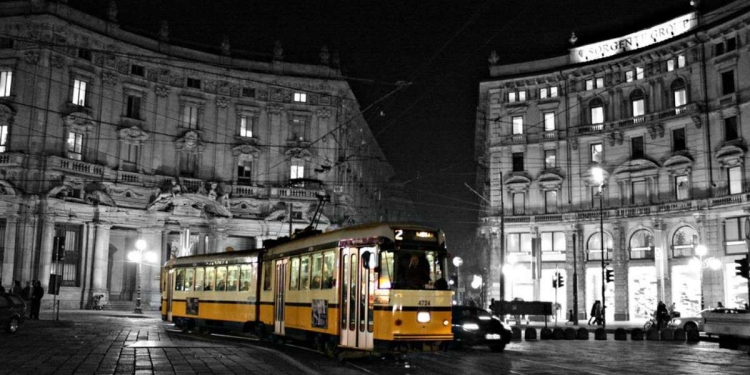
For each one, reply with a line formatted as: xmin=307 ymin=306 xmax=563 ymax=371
xmin=405 ymin=255 xmax=429 ymax=289
xmin=588 ymin=300 xmax=600 ymax=325
xmin=656 ymin=301 xmax=669 ymax=330
xmin=31 ymin=280 xmax=44 ymax=320
xmin=11 ymin=280 xmax=22 ymax=296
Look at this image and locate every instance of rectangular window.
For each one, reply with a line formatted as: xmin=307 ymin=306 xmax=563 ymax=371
xmin=55 ymin=225 xmax=82 ymax=287
xmin=323 ymin=251 xmax=335 ymax=289
xmin=675 ymin=175 xmax=689 ymax=200
xmin=512 ymin=193 xmax=525 ymax=215
xmin=716 ymin=42 xmax=724 ymax=56
xmin=300 ymin=256 xmax=310 ymax=290
xmin=290 ymin=257 xmax=300 ymax=290
xmin=239 ymin=264 xmax=254 ymax=291
xmin=667 ymin=59 xmax=675 ymax=72
xmin=0 ymin=71 xmax=12 ymax=97
xmin=512 ymin=152 xmax=524 ymax=172
xmin=123 ymin=144 xmax=138 ymax=171
xmin=242 ymin=87 xmax=256 ymax=97
xmin=183 ymin=105 xmax=198 ymax=129
xmin=721 ymin=70 xmax=735 ymax=95
xmin=518 ymin=91 xmax=526 ymax=101
xmin=512 ymin=116 xmax=523 ymax=135
xmin=263 ymin=262 xmax=272 ymax=291
xmin=674 ymin=88 xmax=687 ymax=107
xmin=596 ymin=77 xmax=604 ymax=89
xmin=728 ymin=166 xmax=742 ymax=195
xmin=673 ymin=128 xmax=686 ymax=151
xmin=126 ymin=95 xmax=141 ymax=119
xmin=72 ymin=79 xmax=87 ymax=106
xmin=545 ymin=190 xmax=557 ymax=213
xmin=544 ymin=112 xmax=555 ymax=131
xmin=291 ymin=163 xmax=304 ymax=179
xmin=631 ymin=136 xmax=644 ymax=159
xmin=195 ymin=267 xmax=204 ymax=291
xmin=590 ymin=143 xmax=603 ymax=163
xmin=0 ymin=37 xmax=13 ymax=49
xmin=632 ymin=98 xmax=644 ymax=117
xmin=541 ymin=232 xmax=566 ymax=252
xmin=636 ymin=67 xmax=644 ymax=80
xmin=130 ymin=64 xmax=145 ymax=76
xmin=626 ymin=70 xmax=634 ymax=82
xmin=311 ymin=253 xmax=323 ymax=289
xmin=544 ymin=149 xmax=556 ymax=169
xmin=592 ymin=186 xmax=602 ymax=208
xmin=239 ymin=115 xmax=255 ymax=137
xmin=632 ymin=180 xmax=647 ymax=205
xmin=540 ymin=88 xmax=548 ymax=99
xmin=507 ymin=233 xmax=532 ymax=253
xmin=508 ymin=92 xmax=516 ymax=103
xmin=237 ymin=154 xmax=252 ymax=185
xmin=180 ymin=153 xmax=197 ymax=177
xmin=585 ymin=79 xmax=594 ymax=90
xmin=205 ymin=267 xmax=216 ymax=291
xmin=77 ymin=48 xmax=92 ymax=61
xmin=0 ymin=124 xmax=6 ymax=153
xmin=725 ymin=116 xmax=738 ymax=141
xmin=186 ymin=77 xmax=201 ymax=89
xmin=550 ymin=87 xmax=558 ymax=97
xmin=215 ymin=267 xmax=227 ymax=291
xmin=293 ymin=92 xmax=307 ymax=102
xmin=227 ymin=265 xmax=239 ymax=291
xmin=67 ymin=132 xmax=83 ymax=160
xmin=724 ymin=217 xmax=748 ymax=254
xmin=677 ymin=54 xmax=685 ymax=68
xmin=591 ymin=106 xmax=604 ymax=124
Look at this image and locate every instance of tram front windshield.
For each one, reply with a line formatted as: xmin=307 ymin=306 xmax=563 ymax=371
xmin=378 ymin=250 xmax=447 ymax=290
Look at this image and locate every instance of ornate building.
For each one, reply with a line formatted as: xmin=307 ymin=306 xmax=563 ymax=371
xmin=476 ymin=1 xmax=750 ymax=321
xmin=0 ymin=1 xmax=412 ymax=309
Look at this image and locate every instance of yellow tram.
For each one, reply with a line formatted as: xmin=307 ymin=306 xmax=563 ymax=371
xmin=161 ymin=222 xmax=454 ymax=353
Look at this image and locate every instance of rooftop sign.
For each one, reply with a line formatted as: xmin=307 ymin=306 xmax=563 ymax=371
xmin=570 ymin=12 xmax=698 ymax=63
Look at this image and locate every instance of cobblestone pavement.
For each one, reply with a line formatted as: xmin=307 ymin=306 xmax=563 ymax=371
xmin=0 ymin=310 xmax=349 ymax=375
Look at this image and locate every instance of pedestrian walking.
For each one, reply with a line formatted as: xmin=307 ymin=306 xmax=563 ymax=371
xmin=31 ymin=280 xmax=44 ymax=320
xmin=588 ymin=300 xmax=601 ymax=325
xmin=11 ymin=279 xmax=22 ymax=296
xmin=655 ymin=301 xmax=669 ymax=330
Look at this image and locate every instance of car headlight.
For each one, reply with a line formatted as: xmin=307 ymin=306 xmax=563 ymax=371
xmin=673 ymin=319 xmax=682 ymax=325
xmin=462 ymin=322 xmax=480 ymax=331
xmin=417 ymin=311 xmax=431 ymax=323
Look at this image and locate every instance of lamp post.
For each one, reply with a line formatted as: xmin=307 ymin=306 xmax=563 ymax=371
xmin=128 ymin=239 xmax=156 ymax=314
xmin=453 ymin=256 xmax=463 ymax=304
xmin=592 ymin=167 xmax=607 ymax=328
xmin=691 ymin=245 xmax=722 ymax=311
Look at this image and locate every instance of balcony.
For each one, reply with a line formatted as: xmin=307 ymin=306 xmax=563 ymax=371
xmin=573 ymin=102 xmax=701 ymax=136
xmin=52 ymin=156 xmax=105 ymax=177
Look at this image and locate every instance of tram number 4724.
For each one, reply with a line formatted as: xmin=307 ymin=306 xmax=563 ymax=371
xmin=418 ymin=300 xmax=431 ymax=306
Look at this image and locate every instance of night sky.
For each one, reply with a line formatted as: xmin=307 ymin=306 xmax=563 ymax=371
xmin=68 ymin=0 xmax=728 ymax=261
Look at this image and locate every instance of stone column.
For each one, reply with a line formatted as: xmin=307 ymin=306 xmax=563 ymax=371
xmin=91 ymin=223 xmax=112 ymax=299
xmin=1 ymin=215 xmax=18 ymax=288
xmin=652 ymin=218 xmax=669 ymax=302
xmin=37 ymin=218 xmax=55 ymax=289
xmin=566 ymin=224 xmax=584 ymax=320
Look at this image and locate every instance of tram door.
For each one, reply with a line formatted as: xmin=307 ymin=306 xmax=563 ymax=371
xmin=274 ymin=259 xmax=287 ymax=335
xmin=167 ymin=269 xmax=173 ymax=321
xmin=340 ymin=246 xmax=375 ymax=350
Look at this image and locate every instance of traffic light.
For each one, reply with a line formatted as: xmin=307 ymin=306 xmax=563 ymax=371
xmin=557 ymin=273 xmax=564 ymax=288
xmin=552 ymin=277 xmax=558 ymax=288
xmin=735 ymin=256 xmax=750 ymax=279
xmin=606 ymin=268 xmax=615 ymax=283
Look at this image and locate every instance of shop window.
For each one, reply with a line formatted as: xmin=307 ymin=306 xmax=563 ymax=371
xmin=724 ymin=217 xmax=748 ymax=255
xmin=541 ymin=232 xmax=565 ymax=252
xmin=586 ymin=232 xmax=612 ymax=261
xmin=672 ymin=226 xmax=698 ymax=258
xmin=507 ymin=233 xmax=532 ymax=253
xmin=630 ymin=229 xmax=654 ymax=260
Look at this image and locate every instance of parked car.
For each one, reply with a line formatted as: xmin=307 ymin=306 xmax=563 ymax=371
xmin=450 ymin=305 xmax=512 ymax=352
xmin=0 ymin=293 xmax=27 ymax=333
xmin=671 ymin=313 xmax=704 ymax=333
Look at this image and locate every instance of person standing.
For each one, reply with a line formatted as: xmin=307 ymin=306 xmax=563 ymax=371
xmin=656 ymin=301 xmax=669 ymax=330
xmin=21 ymin=281 xmax=31 ymax=318
xmin=11 ymin=280 xmax=22 ymax=296
xmin=31 ymin=280 xmax=44 ymax=320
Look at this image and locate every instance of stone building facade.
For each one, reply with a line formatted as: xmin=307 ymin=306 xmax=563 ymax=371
xmin=0 ymin=1 xmax=412 ymax=310
xmin=476 ymin=1 xmax=750 ymax=321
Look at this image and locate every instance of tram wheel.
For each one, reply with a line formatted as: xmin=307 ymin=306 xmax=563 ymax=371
xmin=324 ymin=338 xmax=340 ymax=358
xmin=313 ymin=334 xmax=324 ymax=352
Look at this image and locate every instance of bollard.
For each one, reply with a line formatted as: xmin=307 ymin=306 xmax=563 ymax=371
xmin=540 ymin=327 xmax=552 ymax=340
xmin=686 ymin=329 xmax=700 ymax=343
xmin=564 ymin=327 xmax=577 ymax=340
xmin=660 ymin=328 xmax=675 ymax=341
xmin=511 ymin=326 xmax=522 ymax=340
xmin=576 ymin=327 xmax=589 ymax=340
xmin=673 ymin=328 xmax=686 ymax=342
xmin=631 ymin=328 xmax=644 ymax=341
xmin=551 ymin=327 xmax=564 ymax=340
xmin=525 ymin=327 xmax=537 ymax=340
xmin=614 ymin=328 xmax=627 ymax=341
xmin=594 ymin=328 xmax=607 ymax=340
xmin=646 ymin=328 xmax=660 ymax=340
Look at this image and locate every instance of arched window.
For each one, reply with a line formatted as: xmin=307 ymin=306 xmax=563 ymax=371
xmin=629 ymin=229 xmax=654 ymax=260
xmin=589 ymin=97 xmax=604 ymax=125
xmin=672 ymin=226 xmax=698 ymax=258
xmin=630 ymin=89 xmax=645 ymax=118
xmin=671 ymin=79 xmax=687 ymax=109
xmin=587 ymin=232 xmax=612 ymax=261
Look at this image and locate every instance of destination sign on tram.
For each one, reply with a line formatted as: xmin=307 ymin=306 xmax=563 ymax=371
xmin=394 ymin=229 xmax=437 ymax=242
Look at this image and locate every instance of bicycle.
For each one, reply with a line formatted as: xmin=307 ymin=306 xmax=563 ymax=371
xmin=643 ymin=314 xmax=676 ymax=330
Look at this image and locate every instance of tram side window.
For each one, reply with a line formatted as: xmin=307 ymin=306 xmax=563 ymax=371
xmin=300 ymin=255 xmax=310 ymax=290
xmin=290 ymin=257 xmax=300 ymax=290
xmin=240 ymin=264 xmax=252 ymax=291
xmin=195 ymin=267 xmax=204 ymax=291
xmin=322 ymin=251 xmax=335 ymax=289
xmin=216 ymin=267 xmax=227 ymax=291
xmin=175 ymin=268 xmax=185 ymax=291
xmin=263 ymin=262 xmax=272 ymax=291
xmin=205 ymin=267 xmax=216 ymax=291
xmin=184 ymin=268 xmax=195 ymax=291
xmin=227 ymin=265 xmax=239 ymax=291
xmin=311 ymin=253 xmax=323 ymax=289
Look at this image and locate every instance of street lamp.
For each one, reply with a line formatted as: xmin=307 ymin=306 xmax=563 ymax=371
xmin=128 ymin=239 xmax=156 ymax=314
xmin=691 ymin=245 xmax=722 ymax=311
xmin=471 ymin=274 xmax=484 ymax=308
xmin=453 ymin=256 xmax=463 ymax=304
xmin=592 ymin=166 xmax=607 ymax=328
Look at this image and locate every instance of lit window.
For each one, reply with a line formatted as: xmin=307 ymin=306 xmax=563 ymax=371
xmin=550 ymin=87 xmax=558 ymax=97
xmin=293 ymin=92 xmax=307 ymax=103
xmin=596 ymin=77 xmax=604 ymax=89
xmin=542 ymin=232 xmax=566 ymax=252
xmin=512 ymin=116 xmax=523 ymax=135
xmin=626 ymin=71 xmax=634 ymax=82
xmin=590 ymin=143 xmax=603 ymax=163
xmin=667 ymin=59 xmax=675 ymax=72
xmin=239 ymin=115 xmax=255 ymax=137
xmin=677 ymin=54 xmax=685 ymax=68
xmin=632 ymin=97 xmax=644 ymax=117
xmin=0 ymin=71 xmax=12 ymax=97
xmin=72 ymin=79 xmax=87 ymax=106
xmin=540 ymin=88 xmax=548 ymax=99
xmin=508 ymin=92 xmax=516 ymax=103
xmin=291 ymin=162 xmax=304 ymax=179
xmin=674 ymin=86 xmax=687 ymax=108
xmin=67 ymin=131 xmax=83 ymax=160
xmin=544 ymin=112 xmax=555 ymax=131
xmin=675 ymin=175 xmax=689 ymax=200
xmin=586 ymin=79 xmax=594 ymax=90
xmin=518 ymin=91 xmax=526 ymax=101
xmin=544 ymin=149 xmax=556 ymax=169
xmin=590 ymin=104 xmax=604 ymax=124
xmin=0 ymin=124 xmax=7 ymax=153
xmin=183 ymin=105 xmax=198 ymax=129
xmin=728 ymin=166 xmax=742 ymax=195
xmin=636 ymin=67 xmax=644 ymax=80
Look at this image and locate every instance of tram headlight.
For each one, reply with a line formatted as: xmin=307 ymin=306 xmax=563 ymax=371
xmin=417 ymin=311 xmax=431 ymax=323
xmin=443 ymin=319 xmax=450 ymax=326
xmin=462 ymin=322 xmax=480 ymax=331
